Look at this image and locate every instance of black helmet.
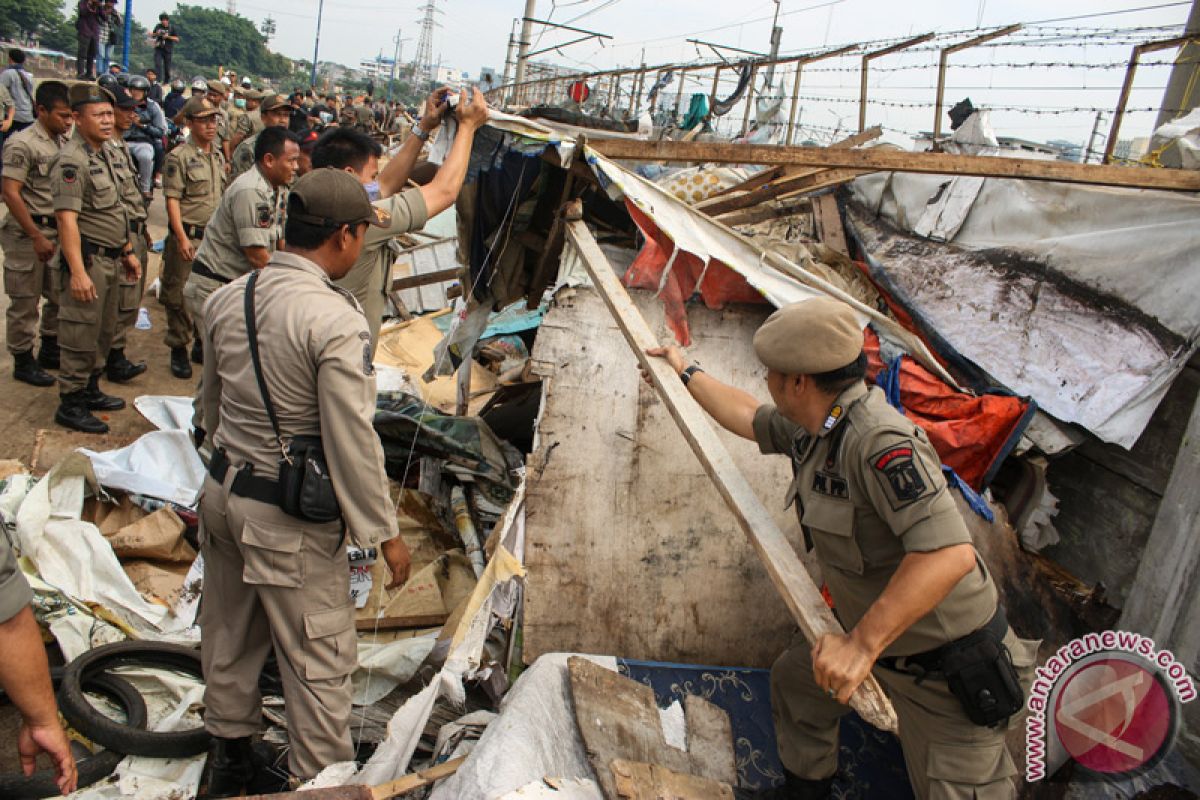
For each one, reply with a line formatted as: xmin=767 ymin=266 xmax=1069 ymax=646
xmin=115 ymin=72 xmax=132 ymax=87
xmin=171 ymin=78 xmax=185 ymax=91
xmin=98 ymin=74 xmax=120 ymax=92
xmin=127 ymin=75 xmax=151 ymax=91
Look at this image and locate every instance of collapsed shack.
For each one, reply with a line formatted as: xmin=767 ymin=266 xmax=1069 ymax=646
xmin=1 ymin=109 xmax=1198 ymax=799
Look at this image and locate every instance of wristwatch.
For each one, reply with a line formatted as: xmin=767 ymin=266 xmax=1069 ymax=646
xmin=680 ymin=364 xmax=704 ymax=386
xmin=410 ymin=121 xmax=430 ymax=142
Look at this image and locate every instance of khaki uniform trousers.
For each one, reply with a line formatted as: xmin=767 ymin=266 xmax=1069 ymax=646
xmin=771 ymin=629 xmax=1039 ymax=800
xmin=160 ymin=232 xmax=198 ymax=348
xmin=184 ymin=273 xmax=223 ymax=430
xmin=1 ymin=227 xmax=60 ymax=354
xmin=111 ymin=233 xmax=149 ymax=351
xmin=57 ymin=251 xmax=120 ymax=393
xmin=197 ymin=473 xmax=357 ymax=780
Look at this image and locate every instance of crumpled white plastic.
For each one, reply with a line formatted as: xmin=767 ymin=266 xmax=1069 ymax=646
xmin=79 ymin=430 xmax=205 ymax=507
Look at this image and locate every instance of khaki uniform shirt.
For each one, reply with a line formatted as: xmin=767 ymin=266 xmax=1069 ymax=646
xmin=163 ymin=140 xmax=226 ymax=225
xmin=753 ymin=381 xmax=997 ymax=657
xmin=0 ymin=533 xmax=32 ymax=625
xmin=192 ymin=165 xmax=285 ymax=281
xmin=1 ymin=120 xmax=67 ymax=234
xmin=333 ymin=188 xmax=429 ymax=349
xmin=229 ymin=133 xmax=257 ymax=182
xmin=108 ymin=138 xmax=148 ymax=224
xmin=51 ymin=129 xmax=132 ymax=248
xmin=201 ymin=250 xmax=399 ymax=548
xmin=354 ymin=105 xmax=374 ymax=130
xmin=233 ymin=107 xmax=263 ymax=141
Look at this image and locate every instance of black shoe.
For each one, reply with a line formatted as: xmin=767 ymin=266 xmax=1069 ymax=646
xmin=55 ymin=391 xmax=109 ymax=434
xmin=37 ymin=336 xmax=60 ymax=370
xmin=190 ymin=338 xmax=203 ymax=365
xmin=246 ymin=739 xmax=292 ymax=795
xmin=737 ymin=771 xmax=834 ymax=800
xmin=105 ymin=348 xmax=148 ymax=383
xmin=196 ymin=737 xmax=255 ymax=800
xmin=13 ymin=350 xmax=55 ymax=387
xmin=83 ymin=374 xmax=126 ymax=411
xmin=170 ymin=346 xmax=193 ymax=379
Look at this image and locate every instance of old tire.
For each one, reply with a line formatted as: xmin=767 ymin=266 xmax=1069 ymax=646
xmin=0 ymin=669 xmax=147 ymax=799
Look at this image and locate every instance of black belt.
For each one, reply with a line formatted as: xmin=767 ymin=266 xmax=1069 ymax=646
xmin=32 ymin=214 xmax=56 ymax=229
xmin=209 ymin=449 xmax=282 ymax=506
xmin=130 ymin=219 xmax=146 ymax=235
xmin=191 ymin=259 xmax=232 ymax=285
xmin=877 ymin=606 xmax=1009 ymax=677
xmin=81 ymin=238 xmax=126 ymax=260
xmin=183 ymin=223 xmax=206 ymax=240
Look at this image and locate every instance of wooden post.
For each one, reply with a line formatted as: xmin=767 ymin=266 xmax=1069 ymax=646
xmin=673 ymin=68 xmax=687 ymax=118
xmin=859 ymin=33 xmax=935 ymax=132
xmin=1105 ymin=34 xmax=1197 ymax=163
xmin=564 ymin=219 xmax=899 ymax=735
xmin=709 ymin=65 xmax=723 ymax=109
xmin=741 ymin=62 xmax=759 ymax=136
xmin=649 ymin=70 xmax=662 ymax=114
xmin=784 ymin=45 xmax=856 ymax=145
xmin=933 ymin=25 xmax=1022 ymax=141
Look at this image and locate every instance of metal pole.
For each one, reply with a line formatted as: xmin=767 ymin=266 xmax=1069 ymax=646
xmin=388 ymin=30 xmax=402 ymax=101
xmin=764 ymin=0 xmax=783 ymax=88
xmin=310 ymin=0 xmax=325 ymax=87
xmin=1154 ymin=0 xmax=1200 ymax=128
xmin=1105 ymin=35 xmax=1196 ymax=163
xmin=932 ymin=25 xmax=1021 ymax=140
xmin=1083 ymin=110 xmax=1106 ymax=163
xmin=859 ymin=33 xmax=934 ymax=132
xmin=122 ymin=0 xmax=132 ymax=68
xmin=514 ymin=0 xmax=537 ymax=87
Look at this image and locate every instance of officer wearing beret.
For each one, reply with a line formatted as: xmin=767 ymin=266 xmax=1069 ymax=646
xmin=197 ymin=169 xmax=411 ymax=794
xmin=1 ymin=80 xmax=71 ymax=387
xmin=647 ymin=297 xmax=1037 ymax=800
xmin=50 ymin=82 xmax=140 ymax=434
xmin=205 ymin=80 xmax=232 ymax=163
xmin=105 ymin=84 xmax=152 ymax=384
xmin=227 ymin=95 xmax=293 ymax=182
xmin=162 ymin=95 xmax=225 ymax=378
xmin=229 ymin=88 xmax=264 ymax=152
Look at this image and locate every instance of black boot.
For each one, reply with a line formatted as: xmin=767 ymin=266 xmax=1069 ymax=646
xmin=105 ymin=348 xmax=147 ymax=383
xmin=190 ymin=337 xmax=203 ymax=365
xmin=246 ymin=738 xmax=292 ymax=794
xmin=13 ymin=350 xmax=55 ymax=387
xmin=83 ymin=374 xmax=126 ymax=411
xmin=196 ymin=736 xmax=255 ymax=800
xmin=170 ymin=346 xmax=193 ymax=379
xmin=37 ymin=336 xmax=59 ymax=369
xmin=55 ymin=391 xmax=109 ymax=434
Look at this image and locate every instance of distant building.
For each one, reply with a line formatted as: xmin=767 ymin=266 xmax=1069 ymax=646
xmin=359 ymin=56 xmax=397 ymax=81
xmin=432 ymin=65 xmax=469 ymax=85
xmin=1113 ymin=137 xmax=1151 ymax=162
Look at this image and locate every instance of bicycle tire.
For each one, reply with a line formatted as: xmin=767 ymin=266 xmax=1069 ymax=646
xmin=0 ymin=670 xmax=147 ymax=799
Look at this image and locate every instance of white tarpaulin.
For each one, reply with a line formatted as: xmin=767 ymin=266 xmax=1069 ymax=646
xmin=80 ymin=430 xmax=206 ymax=507
xmin=849 ymin=172 xmax=1200 ymax=447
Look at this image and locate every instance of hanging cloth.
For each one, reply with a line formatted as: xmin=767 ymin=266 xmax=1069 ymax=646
xmin=712 ymin=60 xmax=753 ymax=117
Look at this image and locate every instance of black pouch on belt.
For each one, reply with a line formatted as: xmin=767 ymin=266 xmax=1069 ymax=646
xmin=277 ymin=435 xmax=341 ymax=523
xmin=940 ymin=616 xmax=1024 ymax=727
xmin=245 ymin=271 xmax=342 ymax=524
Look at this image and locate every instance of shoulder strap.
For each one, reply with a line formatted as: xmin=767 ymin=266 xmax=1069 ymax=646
xmin=244 ymin=270 xmax=287 ymax=454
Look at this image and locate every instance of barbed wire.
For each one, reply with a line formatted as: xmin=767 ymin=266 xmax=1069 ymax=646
xmin=788 ymin=93 xmax=1185 ymax=115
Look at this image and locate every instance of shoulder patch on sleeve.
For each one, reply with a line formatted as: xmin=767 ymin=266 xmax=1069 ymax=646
xmin=60 ymin=164 xmax=77 ymax=183
xmin=165 ymin=161 xmax=179 ymax=178
xmin=255 ymin=202 xmax=272 ymax=227
xmin=869 ymin=441 xmax=933 ymax=511
xmin=6 ymin=149 xmax=26 ymax=169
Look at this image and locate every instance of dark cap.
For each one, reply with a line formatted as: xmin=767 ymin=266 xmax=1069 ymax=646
xmin=205 ymin=79 xmax=227 ymax=96
xmin=288 ymin=169 xmax=389 ymax=229
xmin=181 ymin=96 xmax=220 ymax=118
xmin=108 ymin=85 xmax=138 ymax=110
xmin=259 ymin=93 xmax=288 ymax=112
xmin=69 ymin=82 xmax=115 ymax=109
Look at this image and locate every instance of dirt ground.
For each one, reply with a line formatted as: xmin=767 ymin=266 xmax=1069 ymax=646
xmin=0 ymin=195 xmax=192 ymax=470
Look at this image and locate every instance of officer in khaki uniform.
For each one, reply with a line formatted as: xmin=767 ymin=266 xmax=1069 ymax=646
xmin=162 ymin=96 xmax=225 ymax=378
xmin=197 ymin=169 xmax=411 ymax=794
xmin=185 ymin=125 xmax=298 ymax=438
xmin=647 ymin=298 xmax=1039 ymax=800
xmin=105 ymin=85 xmax=151 ymax=384
xmin=50 ymin=83 xmax=140 ymax=434
xmin=228 ymin=95 xmax=292 ymax=182
xmin=229 ymin=89 xmax=264 ymax=152
xmin=1 ymin=80 xmax=71 ymax=387
xmin=205 ymin=80 xmax=232 ymax=162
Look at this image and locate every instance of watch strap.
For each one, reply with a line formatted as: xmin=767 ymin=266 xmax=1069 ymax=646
xmin=680 ymin=364 xmax=704 ymax=386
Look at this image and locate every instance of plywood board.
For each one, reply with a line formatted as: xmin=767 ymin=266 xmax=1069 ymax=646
xmin=524 ymin=287 xmax=814 ymax=668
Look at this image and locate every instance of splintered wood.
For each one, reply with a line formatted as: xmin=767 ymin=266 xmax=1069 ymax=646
xmin=563 ymin=221 xmax=898 ymax=733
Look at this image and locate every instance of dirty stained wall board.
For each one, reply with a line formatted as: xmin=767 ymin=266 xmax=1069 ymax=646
xmin=523 ymin=285 xmax=815 ymax=669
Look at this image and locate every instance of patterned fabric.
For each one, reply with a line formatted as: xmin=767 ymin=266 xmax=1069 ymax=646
xmin=617 ymin=659 xmax=913 ymax=798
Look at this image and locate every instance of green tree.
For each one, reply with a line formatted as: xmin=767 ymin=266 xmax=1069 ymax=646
xmin=168 ymin=4 xmax=291 ymax=80
xmin=0 ymin=0 xmax=66 ymax=44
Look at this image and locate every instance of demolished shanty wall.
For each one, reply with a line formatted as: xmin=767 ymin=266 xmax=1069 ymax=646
xmin=522 ymin=285 xmax=810 ymax=668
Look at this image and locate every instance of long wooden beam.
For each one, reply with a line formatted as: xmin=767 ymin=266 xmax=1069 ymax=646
xmin=587 ymin=139 xmax=1200 ymax=191
xmin=564 ymin=218 xmax=899 ymax=734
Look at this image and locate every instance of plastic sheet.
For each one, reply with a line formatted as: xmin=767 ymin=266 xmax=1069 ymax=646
xmin=79 ymin=430 xmax=206 ymax=507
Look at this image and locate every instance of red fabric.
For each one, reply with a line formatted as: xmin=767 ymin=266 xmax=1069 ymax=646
xmin=622 ymin=200 xmax=767 ymax=346
xmin=863 ymin=328 xmax=1028 ymax=490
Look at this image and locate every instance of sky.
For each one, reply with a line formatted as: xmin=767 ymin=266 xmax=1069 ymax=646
xmin=125 ymin=0 xmax=1195 ymax=147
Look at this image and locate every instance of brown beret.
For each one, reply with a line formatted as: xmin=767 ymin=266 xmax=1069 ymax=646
xmin=181 ymin=96 xmax=220 ymax=119
xmin=69 ymin=82 xmax=115 ymax=109
xmin=205 ymin=79 xmax=228 ymax=96
xmin=752 ymin=297 xmax=864 ymax=375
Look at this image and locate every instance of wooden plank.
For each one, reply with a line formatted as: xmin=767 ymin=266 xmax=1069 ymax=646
xmin=698 ymin=167 xmax=867 ymax=217
xmin=355 ymin=612 xmax=449 ymax=632
xmin=370 ymin=756 xmax=466 ymax=799
xmin=715 ymin=198 xmax=812 ymax=227
xmin=588 ymin=139 xmax=1200 ymax=191
xmin=568 ymin=657 xmax=737 ymax=800
xmin=812 ymin=194 xmax=849 ymax=257
xmin=390 ymin=267 xmax=460 ymax=291
xmin=565 ymin=221 xmax=898 ymax=734
xmin=611 ymin=760 xmax=734 ymax=800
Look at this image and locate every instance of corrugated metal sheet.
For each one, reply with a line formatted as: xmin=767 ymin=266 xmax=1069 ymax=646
xmin=387 ymin=233 xmax=461 ymax=315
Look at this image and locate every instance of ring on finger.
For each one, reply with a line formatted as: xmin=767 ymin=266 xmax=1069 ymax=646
xmin=826 ymin=687 xmax=837 ymax=699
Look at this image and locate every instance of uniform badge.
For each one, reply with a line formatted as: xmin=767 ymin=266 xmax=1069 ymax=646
xmin=360 ymin=331 xmax=375 ymax=376
xmin=8 ymin=151 xmax=25 ymax=169
xmin=812 ymin=471 xmax=849 ymax=499
xmin=61 ymin=165 xmax=77 ymax=183
xmin=165 ymin=162 xmax=178 ymax=178
xmin=870 ymin=442 xmax=932 ymax=510
xmin=255 ymin=202 xmax=272 ymax=228
xmin=823 ymin=404 xmax=843 ymax=431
